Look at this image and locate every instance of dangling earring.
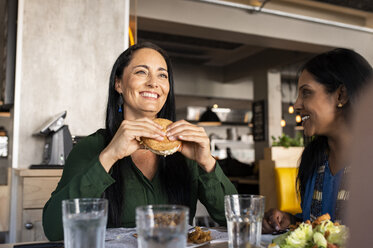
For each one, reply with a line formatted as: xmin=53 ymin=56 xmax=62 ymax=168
xmin=118 ymin=94 xmax=123 ymax=113
xmin=337 ymin=103 xmax=343 ymax=108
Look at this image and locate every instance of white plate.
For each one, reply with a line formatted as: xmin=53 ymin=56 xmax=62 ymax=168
xmin=187 ymin=241 xmax=210 ymax=247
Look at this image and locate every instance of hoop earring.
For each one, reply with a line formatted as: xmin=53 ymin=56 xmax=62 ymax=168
xmin=337 ymin=103 xmax=343 ymax=108
xmin=118 ymin=94 xmax=124 ymax=113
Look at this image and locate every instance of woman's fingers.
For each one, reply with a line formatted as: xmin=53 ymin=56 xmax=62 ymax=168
xmin=167 ymin=120 xmax=202 ymax=131
xmin=120 ymin=119 xmax=165 ymax=137
xmin=262 ymin=219 xmax=275 ymax=234
xmin=173 ymin=134 xmax=209 ymax=147
xmin=166 ymin=120 xmax=202 ymax=134
xmin=167 ymin=122 xmax=206 ymax=140
xmin=114 ymin=118 xmax=168 ymax=142
xmin=109 ymin=118 xmax=165 ymax=156
xmin=264 ymin=209 xmax=288 ymax=232
xmin=269 ymin=214 xmax=281 ymax=231
xmin=119 ymin=125 xmax=164 ymax=141
xmin=168 ymin=127 xmax=205 ymax=137
xmin=101 ymin=118 xmax=168 ymax=171
xmin=166 ymin=119 xmax=189 ymax=129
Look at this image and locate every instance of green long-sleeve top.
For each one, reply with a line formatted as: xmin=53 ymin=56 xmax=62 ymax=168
xmin=42 ymin=129 xmax=237 ymax=241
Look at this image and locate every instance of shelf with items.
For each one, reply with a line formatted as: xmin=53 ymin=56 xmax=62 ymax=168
xmin=210 ymin=138 xmax=254 ymax=163
xmin=210 ymin=139 xmax=253 ymax=152
xmin=178 ymin=105 xmax=252 ymax=126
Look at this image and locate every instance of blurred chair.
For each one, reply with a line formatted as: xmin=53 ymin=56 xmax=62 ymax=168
xmin=194 ymin=200 xmax=219 ymax=228
xmin=0 ymin=168 xmax=11 ymax=233
xmin=274 ymin=167 xmax=301 ymax=215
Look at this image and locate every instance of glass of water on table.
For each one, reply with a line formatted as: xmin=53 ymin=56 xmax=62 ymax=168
xmin=62 ymin=198 xmax=108 ymax=248
xmin=225 ymin=194 xmax=265 ymax=248
xmin=136 ymin=205 xmax=189 ymax=248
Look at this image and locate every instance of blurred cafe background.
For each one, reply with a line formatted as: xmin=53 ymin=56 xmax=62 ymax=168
xmin=0 ymin=0 xmax=372 ymax=244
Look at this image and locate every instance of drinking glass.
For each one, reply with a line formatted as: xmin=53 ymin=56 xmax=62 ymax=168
xmin=136 ymin=205 xmax=189 ymax=248
xmin=225 ymin=194 xmax=265 ymax=248
xmin=62 ymin=198 xmax=108 ymax=248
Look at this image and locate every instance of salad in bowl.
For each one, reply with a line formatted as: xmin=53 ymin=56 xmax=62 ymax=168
xmin=268 ymin=214 xmax=348 ymax=248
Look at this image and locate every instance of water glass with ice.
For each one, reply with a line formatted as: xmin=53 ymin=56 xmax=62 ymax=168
xmin=62 ymin=198 xmax=108 ymax=248
xmin=136 ymin=205 xmax=189 ymax=248
xmin=225 ymin=194 xmax=265 ymax=248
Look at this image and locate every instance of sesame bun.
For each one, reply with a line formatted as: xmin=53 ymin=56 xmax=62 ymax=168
xmin=141 ymin=118 xmax=181 ymax=156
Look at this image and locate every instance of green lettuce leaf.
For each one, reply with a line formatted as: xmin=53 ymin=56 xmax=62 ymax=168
xmin=313 ymin=232 xmax=327 ymax=248
xmin=275 ymin=223 xmax=314 ymax=248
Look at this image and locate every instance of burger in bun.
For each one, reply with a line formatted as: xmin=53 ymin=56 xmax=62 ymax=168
xmin=141 ymin=118 xmax=182 ymax=156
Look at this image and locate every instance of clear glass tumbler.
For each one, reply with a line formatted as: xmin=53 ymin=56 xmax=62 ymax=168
xmin=62 ymin=198 xmax=108 ymax=248
xmin=225 ymin=194 xmax=265 ymax=248
xmin=136 ymin=205 xmax=189 ymax=248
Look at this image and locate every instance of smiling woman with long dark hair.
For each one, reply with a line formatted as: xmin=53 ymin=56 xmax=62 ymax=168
xmin=42 ymin=42 xmax=237 ymax=241
xmin=262 ymin=48 xmax=373 ymax=234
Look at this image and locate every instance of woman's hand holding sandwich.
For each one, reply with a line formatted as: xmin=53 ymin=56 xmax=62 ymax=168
xmin=99 ymin=118 xmax=165 ymax=172
xmin=166 ymin=120 xmax=216 ymax=173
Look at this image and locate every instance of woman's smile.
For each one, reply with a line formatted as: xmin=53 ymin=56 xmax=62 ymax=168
xmin=140 ymin=91 xmax=160 ymax=100
xmin=301 ymin=115 xmax=310 ymax=122
xmin=301 ymin=115 xmax=310 ymax=127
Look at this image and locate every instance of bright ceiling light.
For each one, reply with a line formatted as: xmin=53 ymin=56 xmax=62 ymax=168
xmin=288 ymin=105 xmax=294 ymax=114
xmin=295 ymin=114 xmax=302 ymax=123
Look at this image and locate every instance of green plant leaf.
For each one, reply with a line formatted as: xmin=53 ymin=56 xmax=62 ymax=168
xmin=271 ymin=133 xmax=304 ymax=147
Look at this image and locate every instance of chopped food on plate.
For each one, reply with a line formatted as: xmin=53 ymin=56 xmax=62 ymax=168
xmin=188 ymin=226 xmax=212 ymax=244
xmin=268 ymin=214 xmax=348 ymax=248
